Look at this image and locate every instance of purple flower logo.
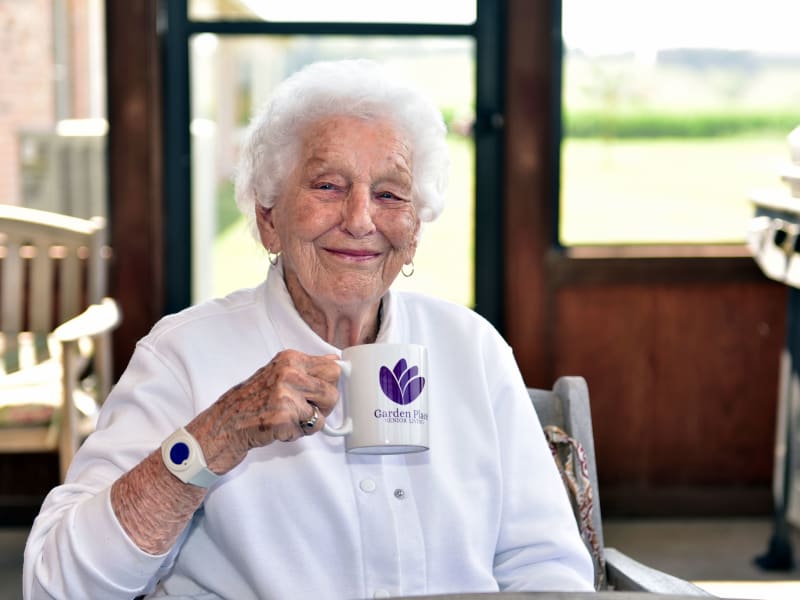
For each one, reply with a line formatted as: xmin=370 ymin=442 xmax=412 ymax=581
xmin=379 ymin=359 xmax=426 ymax=405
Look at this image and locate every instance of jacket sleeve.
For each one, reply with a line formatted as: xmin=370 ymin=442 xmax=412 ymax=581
xmin=489 ymin=343 xmax=595 ymax=592
xmin=23 ymin=343 xmax=190 ymax=600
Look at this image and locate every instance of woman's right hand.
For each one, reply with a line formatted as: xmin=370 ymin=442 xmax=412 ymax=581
xmin=186 ymin=349 xmax=341 ymax=476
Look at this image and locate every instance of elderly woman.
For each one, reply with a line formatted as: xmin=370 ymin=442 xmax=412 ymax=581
xmin=23 ymin=59 xmax=594 ymax=599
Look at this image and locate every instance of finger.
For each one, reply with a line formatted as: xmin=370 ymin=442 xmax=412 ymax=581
xmin=276 ymin=368 xmax=338 ymax=415
xmin=298 ymin=403 xmax=324 ymax=436
xmin=274 ymin=349 xmax=337 ymax=371
xmin=303 ymin=354 xmax=342 ymax=383
xmin=268 ymin=352 xmax=338 ymax=389
xmin=301 ymin=356 xmax=343 ymax=414
xmin=274 ymin=421 xmax=301 ymax=443
xmin=300 ymin=381 xmax=338 ymax=416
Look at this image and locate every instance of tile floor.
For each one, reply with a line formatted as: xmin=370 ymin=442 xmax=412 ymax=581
xmin=2 ymin=517 xmax=800 ymax=599
xmin=603 ymin=517 xmax=800 ymax=599
xmin=0 ymin=527 xmax=26 ymax=600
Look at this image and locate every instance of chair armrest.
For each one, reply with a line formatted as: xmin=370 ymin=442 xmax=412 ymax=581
xmin=52 ymin=298 xmax=121 ymax=342
xmin=605 ymin=547 xmax=714 ymax=596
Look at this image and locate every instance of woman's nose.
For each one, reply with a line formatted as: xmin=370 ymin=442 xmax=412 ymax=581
xmin=341 ymin=186 xmax=376 ymax=238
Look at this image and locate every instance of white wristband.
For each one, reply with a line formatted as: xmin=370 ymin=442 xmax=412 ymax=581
xmin=161 ymin=427 xmax=219 ymax=488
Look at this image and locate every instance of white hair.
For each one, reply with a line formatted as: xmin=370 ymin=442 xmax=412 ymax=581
xmin=234 ymin=59 xmax=450 ymax=230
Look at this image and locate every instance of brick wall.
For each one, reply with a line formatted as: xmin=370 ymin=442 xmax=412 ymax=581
xmin=0 ymin=0 xmax=100 ymax=207
xmin=0 ymin=0 xmax=55 ymax=205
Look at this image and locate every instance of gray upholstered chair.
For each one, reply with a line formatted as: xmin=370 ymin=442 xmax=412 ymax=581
xmin=530 ymin=376 xmax=713 ymax=595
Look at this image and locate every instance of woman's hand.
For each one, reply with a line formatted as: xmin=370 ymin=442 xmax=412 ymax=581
xmin=187 ymin=350 xmax=341 ymax=476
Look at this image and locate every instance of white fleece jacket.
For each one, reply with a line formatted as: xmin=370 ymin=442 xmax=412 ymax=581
xmin=23 ymin=265 xmax=593 ymax=599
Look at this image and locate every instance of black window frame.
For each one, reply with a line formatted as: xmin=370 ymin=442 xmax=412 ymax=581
xmin=159 ymin=0 xmax=506 ymax=330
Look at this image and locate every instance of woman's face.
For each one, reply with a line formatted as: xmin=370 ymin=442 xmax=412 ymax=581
xmin=257 ymin=115 xmax=420 ymax=315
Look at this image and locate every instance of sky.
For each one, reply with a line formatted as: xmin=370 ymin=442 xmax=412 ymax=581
xmin=213 ymin=1 xmax=800 ymax=57
xmin=562 ymin=0 xmax=800 ymax=56
xmin=234 ymin=0 xmax=475 ymax=24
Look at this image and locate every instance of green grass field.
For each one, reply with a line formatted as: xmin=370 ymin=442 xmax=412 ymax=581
xmin=209 ymin=134 xmax=792 ymax=304
xmin=560 ymin=135 xmax=791 ymax=245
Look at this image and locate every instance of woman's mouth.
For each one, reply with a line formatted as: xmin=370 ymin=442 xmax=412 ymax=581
xmin=324 ymin=247 xmax=382 ymax=262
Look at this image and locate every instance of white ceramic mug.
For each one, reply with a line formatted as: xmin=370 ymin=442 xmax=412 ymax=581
xmin=323 ymin=343 xmax=429 ymax=454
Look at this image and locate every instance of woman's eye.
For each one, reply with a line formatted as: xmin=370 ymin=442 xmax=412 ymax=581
xmin=316 ymin=183 xmax=335 ymax=190
xmin=377 ymin=191 xmax=398 ymax=200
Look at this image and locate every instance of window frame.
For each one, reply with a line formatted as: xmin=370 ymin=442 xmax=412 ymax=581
xmin=549 ymin=0 xmax=763 ymax=286
xmin=159 ymin=0 xmax=506 ymax=328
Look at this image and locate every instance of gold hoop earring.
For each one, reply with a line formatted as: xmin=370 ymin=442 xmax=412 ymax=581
xmin=401 ymin=261 xmax=415 ymax=278
xmin=267 ymin=249 xmax=280 ymax=266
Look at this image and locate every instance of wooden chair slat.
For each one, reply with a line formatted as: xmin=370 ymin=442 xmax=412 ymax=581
xmin=1 ymin=242 xmax=24 ymax=333
xmin=58 ymin=248 xmax=82 ymax=323
xmin=0 ymin=204 xmax=120 ymax=482
xmin=29 ymin=246 xmax=55 ymax=331
xmin=87 ymin=219 xmax=107 ymax=303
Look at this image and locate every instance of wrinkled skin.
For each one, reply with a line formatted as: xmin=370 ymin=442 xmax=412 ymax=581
xmin=257 ymin=114 xmax=419 ymax=348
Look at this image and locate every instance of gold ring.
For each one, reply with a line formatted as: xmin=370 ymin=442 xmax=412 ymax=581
xmin=300 ymin=404 xmax=320 ymax=429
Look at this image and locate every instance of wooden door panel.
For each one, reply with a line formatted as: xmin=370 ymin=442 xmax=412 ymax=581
xmin=551 ymin=281 xmax=786 ymax=512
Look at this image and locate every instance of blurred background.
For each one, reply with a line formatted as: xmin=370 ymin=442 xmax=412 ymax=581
xmin=2 ymin=0 xmax=800 ymax=596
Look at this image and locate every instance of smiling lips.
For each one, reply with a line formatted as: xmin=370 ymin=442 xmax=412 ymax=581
xmin=324 ymin=247 xmax=383 ymax=262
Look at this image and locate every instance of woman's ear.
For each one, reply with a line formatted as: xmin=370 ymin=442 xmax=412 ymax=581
xmin=255 ymin=204 xmax=281 ymax=252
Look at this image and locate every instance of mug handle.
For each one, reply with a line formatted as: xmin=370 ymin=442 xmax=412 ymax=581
xmin=322 ymin=360 xmax=354 ymax=436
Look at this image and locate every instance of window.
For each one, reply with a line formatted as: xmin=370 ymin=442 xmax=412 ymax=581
xmin=189 ymin=35 xmax=475 ymax=306
xmin=560 ymin=0 xmax=800 ymax=247
xmin=1 ymin=0 xmax=107 ymax=219
xmin=164 ymin=1 xmax=497 ymax=315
